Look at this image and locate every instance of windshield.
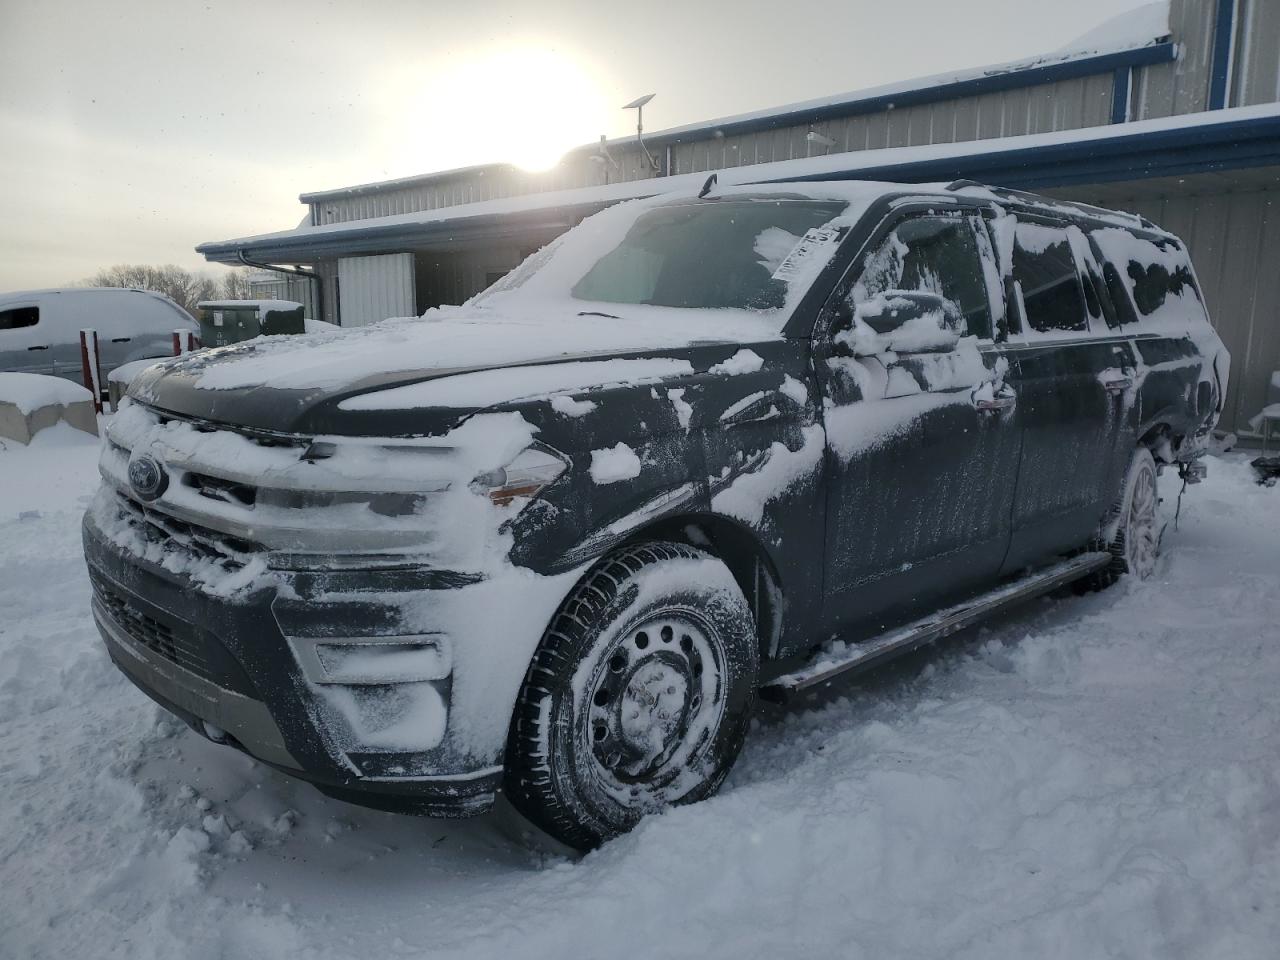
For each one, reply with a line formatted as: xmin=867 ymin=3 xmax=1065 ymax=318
xmin=570 ymin=200 xmax=846 ymax=310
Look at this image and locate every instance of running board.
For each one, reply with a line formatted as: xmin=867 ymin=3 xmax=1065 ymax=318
xmin=760 ymin=552 xmax=1112 ymax=703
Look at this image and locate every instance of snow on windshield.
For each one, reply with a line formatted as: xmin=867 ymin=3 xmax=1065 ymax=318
xmin=472 ymin=185 xmax=875 ymax=334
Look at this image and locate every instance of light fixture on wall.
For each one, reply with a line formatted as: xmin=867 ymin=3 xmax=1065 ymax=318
xmin=806 ymin=129 xmax=836 ymax=156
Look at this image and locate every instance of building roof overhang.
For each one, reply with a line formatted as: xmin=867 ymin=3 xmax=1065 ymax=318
xmin=197 ymin=104 xmax=1280 ymax=265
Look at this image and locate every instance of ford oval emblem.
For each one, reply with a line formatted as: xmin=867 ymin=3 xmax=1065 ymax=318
xmin=128 ymin=455 xmax=168 ymax=501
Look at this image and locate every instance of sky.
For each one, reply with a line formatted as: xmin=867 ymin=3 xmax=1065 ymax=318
xmin=0 ymin=0 xmax=1150 ymax=291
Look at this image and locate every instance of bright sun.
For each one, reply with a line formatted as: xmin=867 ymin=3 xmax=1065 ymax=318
xmin=400 ymin=46 xmax=610 ymax=173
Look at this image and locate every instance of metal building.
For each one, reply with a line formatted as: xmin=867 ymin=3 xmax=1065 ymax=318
xmin=198 ymin=0 xmax=1280 ymax=437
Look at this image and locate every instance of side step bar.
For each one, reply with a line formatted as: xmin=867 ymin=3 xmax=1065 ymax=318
xmin=760 ymin=551 xmax=1112 ymax=703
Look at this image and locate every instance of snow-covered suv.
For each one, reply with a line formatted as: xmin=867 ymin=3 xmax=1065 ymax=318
xmin=83 ymin=180 xmax=1228 ymax=849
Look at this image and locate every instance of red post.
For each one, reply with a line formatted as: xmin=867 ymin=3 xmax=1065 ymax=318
xmin=79 ymin=328 xmax=103 ymax=414
xmin=173 ymin=328 xmax=197 ymax=355
xmin=172 ymin=329 xmax=182 ymax=356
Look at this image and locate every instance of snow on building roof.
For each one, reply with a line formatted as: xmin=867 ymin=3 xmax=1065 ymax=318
xmin=297 ymin=3 xmax=1172 ymax=204
xmin=197 ymin=102 xmax=1280 ymax=263
xmin=614 ymin=2 xmax=1172 ymax=149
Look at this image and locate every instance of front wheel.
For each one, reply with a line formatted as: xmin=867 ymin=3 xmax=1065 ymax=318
xmin=504 ymin=541 xmax=759 ymax=850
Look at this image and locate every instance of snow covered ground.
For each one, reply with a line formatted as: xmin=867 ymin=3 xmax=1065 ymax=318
xmin=2 ymin=426 xmax=1278 ymax=959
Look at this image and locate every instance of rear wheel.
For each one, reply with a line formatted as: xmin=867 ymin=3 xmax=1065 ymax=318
xmin=504 ymin=541 xmax=758 ymax=850
xmin=1087 ymin=446 xmax=1160 ymax=589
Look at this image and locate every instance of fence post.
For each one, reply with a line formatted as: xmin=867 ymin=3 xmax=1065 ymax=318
xmin=172 ymin=328 xmax=199 ymax=354
xmin=79 ymin=329 xmax=103 ymax=415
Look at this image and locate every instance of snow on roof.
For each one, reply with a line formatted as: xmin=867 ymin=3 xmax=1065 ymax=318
xmin=1057 ymin=1 xmax=1171 ymax=57
xmin=198 ymin=102 xmax=1280 ymax=257
xmin=297 ymin=3 xmax=1171 ymax=203
xmin=615 ymin=2 xmax=1171 ymax=149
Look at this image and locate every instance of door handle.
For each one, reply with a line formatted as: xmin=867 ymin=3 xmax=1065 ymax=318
xmin=976 ymin=395 xmax=1016 ymax=412
xmin=27 ymin=344 xmax=49 ymax=351
xmin=975 ymin=384 xmax=1017 ymax=414
xmin=1102 ymin=376 xmax=1133 ymax=395
xmin=110 ymin=336 xmax=131 ymax=343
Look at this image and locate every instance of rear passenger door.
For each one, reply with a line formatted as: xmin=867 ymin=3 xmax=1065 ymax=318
xmin=999 ymin=216 xmax=1139 ymax=572
xmin=816 ymin=208 xmax=1022 ymax=634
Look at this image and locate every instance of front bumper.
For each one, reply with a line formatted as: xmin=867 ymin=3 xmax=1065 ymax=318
xmin=83 ymin=506 xmax=506 ymax=817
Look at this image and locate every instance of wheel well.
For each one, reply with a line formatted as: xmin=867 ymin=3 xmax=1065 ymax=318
xmin=1138 ymin=423 xmax=1177 ymax=463
xmin=617 ymin=515 xmax=783 ymax=660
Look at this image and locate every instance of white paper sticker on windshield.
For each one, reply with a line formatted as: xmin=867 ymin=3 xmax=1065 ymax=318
xmin=771 ymin=226 xmax=842 ymax=281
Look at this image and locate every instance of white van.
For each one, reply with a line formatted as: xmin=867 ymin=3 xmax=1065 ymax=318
xmin=0 ymin=288 xmax=198 ymax=383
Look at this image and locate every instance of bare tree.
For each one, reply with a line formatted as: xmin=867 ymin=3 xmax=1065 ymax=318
xmin=219 ymin=268 xmax=254 ymax=301
xmin=83 ymin=264 xmax=259 ymax=314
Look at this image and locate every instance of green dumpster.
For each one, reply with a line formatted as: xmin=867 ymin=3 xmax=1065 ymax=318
xmin=196 ymin=300 xmax=306 ymax=347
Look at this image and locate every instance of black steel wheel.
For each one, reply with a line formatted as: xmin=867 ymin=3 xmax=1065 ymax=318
xmin=504 ymin=541 xmax=758 ymax=850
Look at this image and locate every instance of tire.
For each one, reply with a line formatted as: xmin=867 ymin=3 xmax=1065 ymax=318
xmin=1085 ymin=445 xmax=1161 ymax=590
xmin=503 ymin=541 xmax=759 ymax=850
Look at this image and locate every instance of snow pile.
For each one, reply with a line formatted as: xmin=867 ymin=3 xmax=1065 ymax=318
xmin=0 ymin=371 xmax=92 ymax=414
xmin=3 ymin=439 xmax=1280 ymax=958
xmin=708 ymin=349 xmax=765 ymax=376
xmin=589 ymin=442 xmax=643 ymax=484
xmin=549 ymin=394 xmax=597 ymax=418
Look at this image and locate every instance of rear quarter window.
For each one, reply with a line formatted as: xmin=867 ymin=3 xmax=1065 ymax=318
xmin=1090 ymin=228 xmax=1209 ymax=331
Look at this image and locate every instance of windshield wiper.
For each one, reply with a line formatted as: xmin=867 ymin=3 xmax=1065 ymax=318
xmin=577 ymin=310 xmax=622 ymax=319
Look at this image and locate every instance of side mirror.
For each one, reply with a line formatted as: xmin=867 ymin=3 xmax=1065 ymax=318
xmin=839 ymin=291 xmax=965 ymax=356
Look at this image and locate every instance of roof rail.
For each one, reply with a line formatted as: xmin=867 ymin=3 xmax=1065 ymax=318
xmin=945 ymin=179 xmax=1152 ymax=230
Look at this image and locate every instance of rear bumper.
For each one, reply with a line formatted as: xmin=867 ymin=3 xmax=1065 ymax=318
xmin=83 ymin=505 xmax=505 ymax=817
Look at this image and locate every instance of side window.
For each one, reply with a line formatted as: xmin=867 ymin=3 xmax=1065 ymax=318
xmin=849 ymin=215 xmax=993 ymax=340
xmin=1011 ymin=222 xmax=1087 ymax=335
xmin=0 ymin=306 xmax=39 ymax=331
xmin=1089 ymin=228 xmax=1207 ymax=328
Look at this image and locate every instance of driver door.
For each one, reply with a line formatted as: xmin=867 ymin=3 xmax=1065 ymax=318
xmin=816 ymin=210 xmax=1022 ymax=636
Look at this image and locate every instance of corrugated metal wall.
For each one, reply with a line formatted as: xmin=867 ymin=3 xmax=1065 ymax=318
xmin=337 ymin=253 xmax=415 ymax=327
xmin=669 ymin=74 xmax=1117 ymax=175
xmin=246 ymin=274 xmax=316 ymax=319
xmin=1232 ymin=0 xmax=1280 ymax=106
xmin=1070 ymin=182 xmax=1280 ymax=436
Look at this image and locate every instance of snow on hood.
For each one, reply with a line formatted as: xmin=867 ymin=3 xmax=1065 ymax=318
xmin=147 ymin=306 xmax=761 ymax=397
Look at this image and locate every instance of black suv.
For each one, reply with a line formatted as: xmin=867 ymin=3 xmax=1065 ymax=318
xmin=83 ymin=180 xmax=1228 ymax=849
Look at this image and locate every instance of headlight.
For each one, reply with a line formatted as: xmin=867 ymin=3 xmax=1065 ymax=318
xmin=471 ymin=443 xmax=568 ymax=506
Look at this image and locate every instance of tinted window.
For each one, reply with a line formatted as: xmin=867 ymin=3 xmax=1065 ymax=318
xmin=0 ymin=306 xmax=38 ymax=331
xmin=852 ymin=216 xmax=992 ymax=339
xmin=1012 ymin=223 xmax=1087 ymax=334
xmin=572 ymin=200 xmax=845 ymax=310
xmin=1089 ymin=228 xmax=1207 ymax=328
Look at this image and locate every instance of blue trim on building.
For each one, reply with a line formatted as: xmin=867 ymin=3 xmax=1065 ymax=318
xmin=1209 ymin=0 xmax=1236 ymax=110
xmin=200 ymin=112 xmax=1280 ymax=263
xmin=648 ymin=43 xmax=1178 ymax=146
xmin=1111 ymin=68 xmax=1132 ymax=124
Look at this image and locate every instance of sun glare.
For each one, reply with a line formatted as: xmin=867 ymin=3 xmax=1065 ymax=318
xmin=400 ymin=46 xmax=610 ymax=174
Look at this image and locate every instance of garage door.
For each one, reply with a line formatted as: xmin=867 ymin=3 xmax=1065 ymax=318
xmin=337 ymin=253 xmax=415 ymax=327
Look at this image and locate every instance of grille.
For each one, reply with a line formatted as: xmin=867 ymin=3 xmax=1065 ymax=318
xmin=115 ymin=493 xmax=258 ymax=571
xmin=94 ymin=580 xmax=215 ymax=684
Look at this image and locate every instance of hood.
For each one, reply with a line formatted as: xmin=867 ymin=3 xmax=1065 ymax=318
xmin=129 ymin=306 xmax=759 ymax=436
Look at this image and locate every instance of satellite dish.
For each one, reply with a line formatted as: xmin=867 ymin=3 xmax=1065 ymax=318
xmin=622 ymin=93 xmax=656 ymax=110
